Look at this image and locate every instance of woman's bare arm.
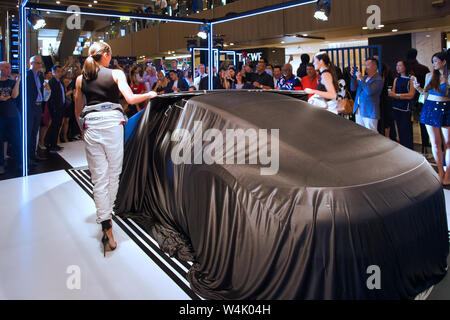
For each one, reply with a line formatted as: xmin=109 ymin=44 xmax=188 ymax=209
xmin=313 ymin=73 xmax=337 ymax=100
xmin=112 ymin=69 xmax=156 ymax=105
xmin=74 ymin=75 xmax=84 ymax=131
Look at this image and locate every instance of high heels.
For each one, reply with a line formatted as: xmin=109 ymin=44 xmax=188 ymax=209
xmin=101 ymin=219 xmax=117 ymax=257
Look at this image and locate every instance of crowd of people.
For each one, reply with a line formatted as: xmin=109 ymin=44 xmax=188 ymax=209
xmin=0 ymin=46 xmax=449 ymax=185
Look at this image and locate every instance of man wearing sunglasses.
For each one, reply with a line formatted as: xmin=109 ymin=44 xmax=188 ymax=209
xmin=26 ymin=56 xmax=50 ymax=165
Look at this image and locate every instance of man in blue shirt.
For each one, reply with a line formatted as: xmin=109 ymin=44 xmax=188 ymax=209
xmin=277 ymin=64 xmax=302 ymax=91
xmin=0 ymin=62 xmax=21 ymax=175
xmin=351 ymin=58 xmax=384 ymax=132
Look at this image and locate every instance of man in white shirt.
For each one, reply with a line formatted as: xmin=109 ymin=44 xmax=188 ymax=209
xmin=194 ymin=64 xmax=207 ymax=90
xmin=273 ymin=65 xmax=282 ymax=89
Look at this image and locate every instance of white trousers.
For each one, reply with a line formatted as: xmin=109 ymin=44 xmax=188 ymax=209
xmin=355 ymin=109 xmax=378 ymax=132
xmin=84 ymin=110 xmax=125 ymax=223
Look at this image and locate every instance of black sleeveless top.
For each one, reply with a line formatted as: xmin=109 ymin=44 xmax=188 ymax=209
xmin=81 ymin=66 xmax=120 ymax=106
xmin=316 ymin=69 xmax=332 ymax=92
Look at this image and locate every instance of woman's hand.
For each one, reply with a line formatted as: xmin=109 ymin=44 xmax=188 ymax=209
xmin=147 ymin=91 xmax=158 ymax=99
xmin=413 ymin=77 xmax=421 ymax=90
xmin=0 ymin=94 xmax=11 ymax=102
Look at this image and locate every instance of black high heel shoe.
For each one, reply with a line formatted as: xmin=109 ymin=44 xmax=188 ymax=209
xmin=101 ymin=219 xmax=117 ymax=257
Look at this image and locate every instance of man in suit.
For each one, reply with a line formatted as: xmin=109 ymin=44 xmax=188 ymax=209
xmin=351 ymin=58 xmax=384 ymax=132
xmin=26 ymin=55 xmax=50 ymax=162
xmin=168 ymin=70 xmax=189 ymax=92
xmin=193 ymin=64 xmax=207 ymax=90
xmin=199 ymin=74 xmax=222 ymax=90
xmin=45 ymin=65 xmax=65 ymax=153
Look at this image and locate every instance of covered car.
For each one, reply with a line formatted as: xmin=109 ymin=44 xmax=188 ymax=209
xmin=115 ymin=90 xmax=448 ymax=299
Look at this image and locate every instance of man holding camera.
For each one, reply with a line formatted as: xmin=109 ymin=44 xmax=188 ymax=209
xmin=351 ymin=58 xmax=384 ymax=132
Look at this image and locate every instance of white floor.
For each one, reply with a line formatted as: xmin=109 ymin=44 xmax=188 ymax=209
xmin=0 ymin=169 xmax=190 ymax=299
xmin=58 ymin=140 xmax=88 ymax=169
xmin=0 ymin=141 xmax=449 ymax=299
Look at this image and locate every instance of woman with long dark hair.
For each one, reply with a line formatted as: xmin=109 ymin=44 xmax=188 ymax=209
xmin=388 ymin=60 xmax=416 ymax=149
xmin=75 ymin=42 xmax=157 ymax=256
xmin=415 ymin=52 xmax=450 ymax=184
xmin=305 ymin=52 xmax=340 ymax=114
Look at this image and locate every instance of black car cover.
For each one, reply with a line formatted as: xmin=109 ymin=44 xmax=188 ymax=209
xmin=115 ymin=91 xmax=448 ymax=299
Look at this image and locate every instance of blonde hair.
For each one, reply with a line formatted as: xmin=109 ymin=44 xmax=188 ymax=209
xmin=82 ymin=42 xmax=111 ymax=81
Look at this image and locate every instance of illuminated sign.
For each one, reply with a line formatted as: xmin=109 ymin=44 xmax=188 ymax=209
xmin=237 ymin=52 xmax=263 ymax=62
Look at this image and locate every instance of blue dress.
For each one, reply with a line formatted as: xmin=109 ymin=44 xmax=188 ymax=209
xmin=420 ymin=82 xmax=450 ymax=128
xmin=390 ymin=76 xmax=413 ymax=149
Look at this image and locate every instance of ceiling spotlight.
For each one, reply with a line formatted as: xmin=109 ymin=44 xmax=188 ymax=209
xmin=230 ymin=42 xmax=234 ymax=45
xmin=392 ymin=29 xmax=398 ymax=32
xmin=94 ymin=0 xmax=98 ymax=3
xmin=88 ymin=4 xmax=92 ymax=7
xmin=56 ymin=1 xmax=61 ymax=4
xmin=362 ymin=26 xmax=368 ymax=30
xmin=197 ymin=24 xmax=210 ymax=39
xmin=27 ymin=11 xmax=46 ymax=30
xmin=314 ymin=0 xmax=331 ymax=21
xmin=302 ymin=34 xmax=308 ymax=36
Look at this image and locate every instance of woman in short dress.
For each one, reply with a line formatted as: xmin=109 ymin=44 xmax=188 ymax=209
xmin=415 ymin=52 xmax=450 ymax=184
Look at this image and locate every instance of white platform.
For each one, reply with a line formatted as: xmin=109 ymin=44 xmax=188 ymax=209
xmin=58 ymin=140 xmax=88 ymax=169
xmin=0 ymin=170 xmax=190 ymax=299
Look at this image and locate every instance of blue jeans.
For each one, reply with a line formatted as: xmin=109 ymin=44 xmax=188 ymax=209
xmin=0 ymin=116 xmax=22 ymax=167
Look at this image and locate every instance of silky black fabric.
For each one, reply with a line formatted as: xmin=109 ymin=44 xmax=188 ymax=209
xmin=115 ymin=91 xmax=449 ymax=299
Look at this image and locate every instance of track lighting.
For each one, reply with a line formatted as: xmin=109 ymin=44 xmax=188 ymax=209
xmin=314 ymin=0 xmax=331 ymax=21
xmin=197 ymin=25 xmax=210 ymax=39
xmin=27 ymin=11 xmax=46 ymax=30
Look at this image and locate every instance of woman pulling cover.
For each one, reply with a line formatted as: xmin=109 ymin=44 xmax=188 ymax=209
xmin=75 ymin=42 xmax=157 ymax=256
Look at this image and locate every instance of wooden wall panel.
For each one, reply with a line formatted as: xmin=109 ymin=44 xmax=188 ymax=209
xmin=107 ymin=0 xmax=450 ymax=57
xmin=107 ymin=35 xmax=133 ymax=57
xmin=133 ymin=26 xmax=159 ymax=56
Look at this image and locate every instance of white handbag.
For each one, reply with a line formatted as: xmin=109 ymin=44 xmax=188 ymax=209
xmin=308 ymin=94 xmax=328 ymax=109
